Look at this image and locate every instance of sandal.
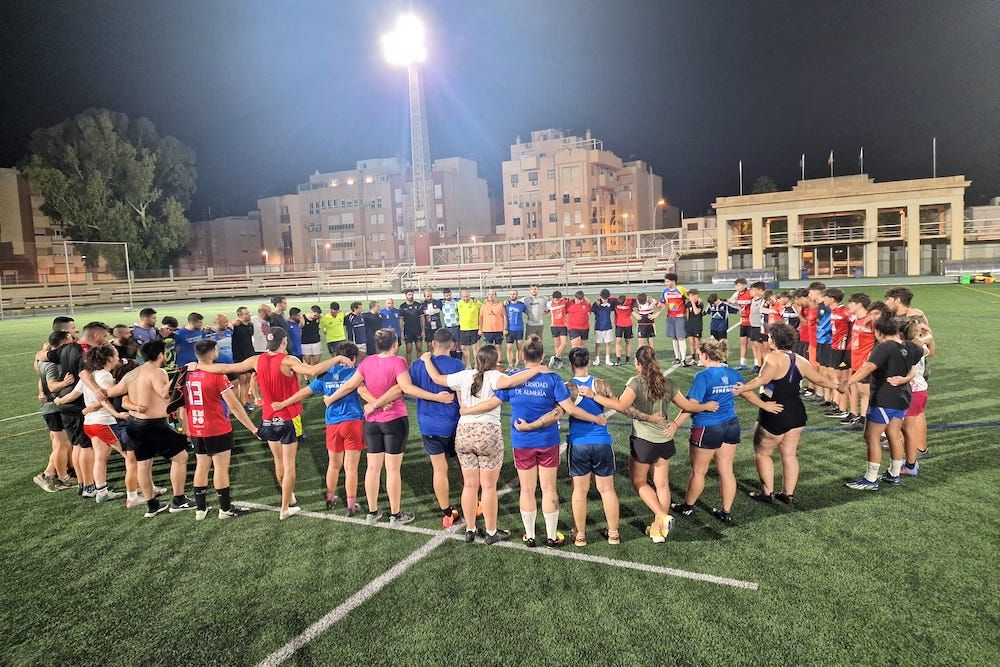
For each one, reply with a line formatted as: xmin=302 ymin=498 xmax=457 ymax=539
xmin=748 ymin=490 xmax=774 ymax=503
xmin=574 ymin=531 xmax=587 ymax=548
xmin=601 ymin=528 xmax=621 ymax=545
xmin=774 ymin=492 xmax=795 ymax=505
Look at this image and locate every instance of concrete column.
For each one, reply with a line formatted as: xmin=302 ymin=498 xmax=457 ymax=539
xmin=716 ymin=217 xmax=730 ymax=270
xmin=787 ymin=213 xmax=801 ymax=280
xmin=949 ymin=198 xmax=965 ymax=261
xmin=864 ymin=206 xmax=879 ymax=277
xmin=751 ymin=215 xmax=764 ymax=269
xmin=906 ymin=203 xmax=921 ymax=276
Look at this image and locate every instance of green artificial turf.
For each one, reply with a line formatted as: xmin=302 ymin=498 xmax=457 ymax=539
xmin=0 ymin=284 xmax=998 ymax=665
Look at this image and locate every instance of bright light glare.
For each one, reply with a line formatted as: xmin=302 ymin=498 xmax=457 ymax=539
xmin=382 ymin=14 xmax=427 ymax=66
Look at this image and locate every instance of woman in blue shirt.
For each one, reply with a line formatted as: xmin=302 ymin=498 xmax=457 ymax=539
xmin=671 ymin=339 xmax=779 ymax=524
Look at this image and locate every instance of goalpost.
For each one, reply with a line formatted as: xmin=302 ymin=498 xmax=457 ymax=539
xmin=62 ymin=239 xmax=133 ymax=316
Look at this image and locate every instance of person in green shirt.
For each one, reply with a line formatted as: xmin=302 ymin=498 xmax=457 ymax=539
xmin=578 ymin=345 xmax=718 ymax=543
xmin=319 ymin=302 xmax=347 ymax=356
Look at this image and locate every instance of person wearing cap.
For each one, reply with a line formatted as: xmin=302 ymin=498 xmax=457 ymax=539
xmin=133 ymin=308 xmax=159 ymax=346
xmin=189 ymin=327 xmax=349 ymax=520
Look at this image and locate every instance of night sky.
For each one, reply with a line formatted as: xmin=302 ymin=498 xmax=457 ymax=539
xmin=2 ymin=0 xmax=998 ymax=220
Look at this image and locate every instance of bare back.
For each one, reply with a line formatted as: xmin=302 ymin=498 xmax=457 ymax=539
xmin=129 ymin=363 xmax=170 ymax=419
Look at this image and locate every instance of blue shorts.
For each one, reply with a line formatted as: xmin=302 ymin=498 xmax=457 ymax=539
xmin=568 ymin=443 xmax=615 ymax=477
xmin=666 ymin=317 xmax=687 ymax=339
xmin=483 ymin=332 xmax=503 ymax=345
xmin=506 ymin=330 xmax=524 ymax=343
xmin=689 ymin=417 xmax=741 ymax=449
xmin=460 ymin=330 xmax=480 ymax=346
xmin=258 ymin=416 xmax=303 ymax=445
xmin=866 ymin=407 xmax=906 ymax=424
xmin=422 ymin=434 xmax=456 ymax=458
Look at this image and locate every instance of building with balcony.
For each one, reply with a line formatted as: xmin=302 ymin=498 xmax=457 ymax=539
xmin=257 ymin=157 xmax=490 ymax=268
xmin=499 ymin=129 xmax=664 ymax=249
xmin=711 ymin=174 xmax=972 ymax=279
xmin=176 ymin=212 xmax=265 ymax=273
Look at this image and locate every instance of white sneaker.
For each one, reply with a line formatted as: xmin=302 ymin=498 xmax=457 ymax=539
xmin=605 ymin=357 xmax=612 ymax=366
xmin=125 ymin=496 xmax=145 ymax=509
xmin=195 ymin=506 xmax=212 ymax=521
xmin=95 ymin=488 xmax=123 ymax=504
xmin=548 ymin=355 xmax=557 ymax=366
xmin=592 ymin=358 xmax=600 ymax=366
xmin=279 ymin=506 xmax=302 ymax=521
xmin=153 ymin=485 xmax=167 ymax=496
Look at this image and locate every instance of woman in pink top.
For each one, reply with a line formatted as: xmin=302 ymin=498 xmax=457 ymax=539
xmin=325 ymin=329 xmax=452 ymax=525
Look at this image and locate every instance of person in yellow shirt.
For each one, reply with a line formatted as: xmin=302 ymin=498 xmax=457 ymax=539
xmin=456 ymin=289 xmax=482 ymax=368
xmin=319 ymin=302 xmax=347 ymax=356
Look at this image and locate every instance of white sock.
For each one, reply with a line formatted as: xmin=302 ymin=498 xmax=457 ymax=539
xmin=889 ymin=459 xmax=903 ymax=476
xmin=671 ymin=339 xmax=680 ymax=359
xmin=605 ymin=355 xmax=611 ymax=365
xmin=520 ymin=510 xmax=536 ymax=539
xmin=864 ymin=461 xmax=880 ymax=482
xmin=127 ymin=490 xmax=138 ymax=501
xmin=543 ymin=510 xmax=560 ymax=540
xmin=678 ymin=338 xmax=687 ymax=359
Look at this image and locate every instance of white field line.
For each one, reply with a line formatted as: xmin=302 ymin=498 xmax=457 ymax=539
xmin=0 ymin=411 xmax=40 ymax=423
xmin=0 ymin=351 xmax=37 ymax=358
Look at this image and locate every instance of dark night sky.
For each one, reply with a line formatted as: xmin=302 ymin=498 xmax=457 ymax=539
xmin=2 ymin=0 xmax=998 ymax=220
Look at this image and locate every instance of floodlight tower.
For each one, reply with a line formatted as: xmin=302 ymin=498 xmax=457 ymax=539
xmin=383 ymin=13 xmax=432 ymax=254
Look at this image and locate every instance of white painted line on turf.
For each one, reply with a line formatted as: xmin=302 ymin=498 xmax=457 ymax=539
xmin=256 ymin=530 xmax=453 ymax=667
xmin=0 ymin=410 xmax=40 ymax=423
xmin=0 ymin=351 xmax=37 ymax=358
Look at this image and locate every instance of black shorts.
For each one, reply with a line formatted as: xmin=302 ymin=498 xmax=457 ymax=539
xmin=42 ymin=412 xmax=64 ymax=433
xmin=446 ymin=326 xmax=461 ymax=343
xmin=460 ymin=330 xmax=480 ymax=346
xmin=403 ymin=330 xmax=422 ymax=344
xmin=550 ymin=326 xmax=568 ymax=338
xmin=424 ymin=326 xmax=441 ymax=343
xmin=629 ymin=434 xmax=676 ymax=464
xmin=422 ymin=434 xmax=456 ymax=458
xmin=615 ymin=326 xmax=633 ymax=339
xmin=793 ymin=340 xmax=809 ymax=357
xmin=749 ymin=326 xmax=767 ymax=343
xmin=568 ymin=328 xmax=589 ymax=341
xmin=483 ymin=332 xmax=503 ymax=345
xmin=710 ymin=328 xmax=728 ymax=341
xmin=824 ymin=347 xmax=850 ymax=370
xmin=505 ymin=330 xmax=524 ymax=343
xmin=637 ymin=324 xmax=655 ymax=339
xmin=125 ymin=417 xmax=188 ymax=462
xmin=364 ymin=416 xmax=409 ymax=455
xmin=327 ymin=340 xmax=345 ymax=355
xmin=192 ymin=433 xmax=235 ymax=456
xmin=61 ymin=412 xmax=89 ymax=448
xmin=686 ymin=321 xmax=703 ymax=338
xmin=258 ymin=416 xmax=302 ymax=445
xmin=689 ymin=417 xmax=741 ymax=450
xmin=739 ymin=324 xmax=751 ymax=338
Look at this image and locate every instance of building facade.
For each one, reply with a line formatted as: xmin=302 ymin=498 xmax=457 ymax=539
xmin=256 ymin=157 xmax=490 ymax=268
xmin=499 ymin=129 xmax=664 ymax=246
xmin=175 ymin=212 xmax=265 ymax=273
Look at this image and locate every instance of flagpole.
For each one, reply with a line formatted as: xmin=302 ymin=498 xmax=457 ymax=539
xmin=829 ymin=150 xmax=834 ymax=178
xmin=860 ymin=147 xmax=864 ymax=174
xmin=800 ymin=154 xmax=805 ymax=181
xmin=739 ymin=160 xmax=743 ymax=195
xmin=932 ymin=137 xmax=937 ymax=177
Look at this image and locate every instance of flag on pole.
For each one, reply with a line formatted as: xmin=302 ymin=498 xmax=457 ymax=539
xmin=859 ymin=147 xmax=864 ymax=173
xmin=828 ymin=150 xmax=834 ymax=177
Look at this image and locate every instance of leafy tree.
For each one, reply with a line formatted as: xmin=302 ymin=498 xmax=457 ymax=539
xmin=23 ymin=108 xmax=196 ymax=273
xmin=751 ymin=175 xmax=778 ymax=194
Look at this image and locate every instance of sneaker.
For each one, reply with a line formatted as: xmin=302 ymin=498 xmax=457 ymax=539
xmin=711 ymin=508 xmax=733 ymax=524
xmin=748 ymin=490 xmax=774 ymax=503
xmin=592 ymin=358 xmax=600 ymax=367
xmin=326 ymin=495 xmax=340 ymax=511
xmin=95 ymin=487 xmax=123 ymax=504
xmin=879 ymin=471 xmax=902 ymax=486
xmin=548 ymin=355 xmax=558 ymax=367
xmin=484 ymin=529 xmax=511 ymax=545
xmin=916 ymin=448 xmax=931 ymax=459
xmin=735 ymin=364 xmax=747 ymax=371
xmin=442 ymin=509 xmax=461 ymax=529
xmin=611 ymin=357 xmax=621 ymax=367
xmin=389 ymin=511 xmax=415 ymax=525
xmin=623 ymin=355 xmax=630 ymax=364
xmin=672 ymin=359 xmax=683 ymax=366
xmin=774 ymin=492 xmax=795 ymax=504
xmin=81 ymin=488 xmax=97 ymax=499
xmin=846 ymin=476 xmax=879 ymax=491
xmin=839 ymin=413 xmax=857 ymax=425
xmin=521 ymin=535 xmax=537 ymax=548
xmin=545 ymin=531 xmax=566 ymax=548
xmin=900 ymin=462 xmax=920 ymax=476
xmin=347 ymin=502 xmax=361 ymax=518
xmin=143 ymin=504 xmax=170 ymax=518
xmin=54 ymin=477 xmax=76 ymax=491
xmin=125 ymin=496 xmax=146 ymax=509
xmin=195 ymin=506 xmax=212 ymax=521
xmin=880 ymin=440 xmax=889 ymax=451
xmin=365 ymin=510 xmax=383 ymax=524
xmin=279 ymin=506 xmax=302 ymax=520
xmin=153 ymin=485 xmax=167 ymax=497
xmin=219 ymin=506 xmax=249 ymax=519
xmin=464 ymin=530 xmax=476 ymax=543
xmin=289 ymin=494 xmax=298 ymax=507
xmin=660 ymin=514 xmax=675 ymax=538
xmin=751 ymin=365 xmax=761 ymax=374
xmin=824 ymin=410 xmax=850 ymax=419
xmin=33 ymin=474 xmax=58 ymax=493
xmin=670 ymin=501 xmax=696 ymax=517
xmin=604 ymin=357 xmax=612 ymax=366
xmin=802 ymin=388 xmax=815 ymax=397
xmin=169 ymin=497 xmax=197 ymax=512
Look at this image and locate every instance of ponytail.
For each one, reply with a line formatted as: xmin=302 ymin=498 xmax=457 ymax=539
xmin=635 ymin=345 xmax=666 ymax=402
xmin=471 ymin=345 xmax=498 ymax=397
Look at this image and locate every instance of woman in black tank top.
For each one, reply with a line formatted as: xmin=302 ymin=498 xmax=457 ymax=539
xmin=736 ymin=324 xmax=838 ymax=503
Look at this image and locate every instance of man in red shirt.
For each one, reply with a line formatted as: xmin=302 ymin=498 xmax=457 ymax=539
xmin=191 ymin=328 xmax=346 ymax=520
xmin=612 ymin=293 xmax=635 ymax=366
xmin=566 ymin=290 xmax=591 ymax=350
xmin=726 ymin=278 xmax=753 ymax=369
xmin=547 ymin=291 xmax=569 ymax=368
xmin=182 ymin=338 xmax=260 ymax=520
xmin=844 ymin=294 xmax=880 ymax=430
xmin=822 ymin=288 xmax=853 ymax=419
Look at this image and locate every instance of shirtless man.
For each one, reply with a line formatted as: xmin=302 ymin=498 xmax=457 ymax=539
xmin=109 ymin=339 xmax=194 ymax=518
xmin=189 ymin=327 xmax=347 ymax=520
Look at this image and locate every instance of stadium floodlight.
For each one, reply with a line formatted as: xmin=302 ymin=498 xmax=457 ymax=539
xmin=382 ymin=14 xmax=427 ymax=66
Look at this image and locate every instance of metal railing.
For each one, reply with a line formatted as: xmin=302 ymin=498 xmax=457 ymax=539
xmin=789 ymin=225 xmax=871 ymax=244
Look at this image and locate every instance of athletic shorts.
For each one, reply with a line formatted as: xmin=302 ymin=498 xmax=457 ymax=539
xmin=42 ymin=412 xmax=64 ymax=433
xmin=125 ymin=417 xmax=188 ymax=462
xmin=568 ymin=328 xmax=589 ymax=341
xmin=446 ymin=326 xmax=461 ymax=343
xmin=816 ymin=343 xmax=832 ymax=366
xmin=327 ymin=340 xmax=346 ymax=355
xmin=110 ymin=422 xmax=133 ymax=451
xmin=550 ymin=326 xmax=568 ymax=338
xmin=710 ymin=328 xmax=728 ymax=341
xmin=739 ymin=324 xmax=751 ymax=338
xmin=61 ymin=412 xmax=89 ymax=448
xmin=513 ymin=444 xmax=561 ymax=470
xmin=422 ymin=434 xmax=457 ymax=458
xmin=666 ymin=317 xmax=687 ymax=339
xmin=595 ymin=329 xmax=614 ymax=344
xmin=689 ymin=417 xmax=741 ymax=449
xmin=525 ymin=324 xmax=544 ymax=340
xmin=258 ymin=415 xmax=303 ymax=445
xmin=455 ymin=422 xmax=503 ymax=470
xmin=301 ymin=342 xmax=322 ymax=357
xmin=795 ymin=341 xmax=809 ymax=358
xmin=749 ymin=326 xmax=767 ymax=343
xmin=424 ymin=326 xmax=441 ymax=343
xmin=505 ymin=330 xmax=524 ymax=343
xmin=192 ymin=433 xmax=234 ymax=456
xmin=629 ymin=434 xmax=676 ymax=464
xmin=615 ymin=326 xmax=633 ymax=339
xmin=637 ymin=324 xmax=655 ymax=339
xmin=685 ymin=321 xmax=703 ymax=338
xmin=460 ymin=330 xmax=480 ymax=346
xmin=403 ymin=330 xmax=422 ymax=345
xmin=905 ymin=391 xmax=928 ymax=417
xmin=867 ymin=406 xmax=906 ymax=424
xmin=83 ymin=423 xmax=118 ymax=445
xmin=568 ymin=443 xmax=615 ymax=477
xmin=364 ymin=416 xmax=408 ymax=455
xmin=821 ymin=345 xmax=848 ymax=370
xmin=326 ymin=420 xmax=365 ymax=453
xmin=483 ymin=332 xmax=503 ymax=345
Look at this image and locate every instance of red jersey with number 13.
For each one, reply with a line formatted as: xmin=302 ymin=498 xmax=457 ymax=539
xmin=183 ymin=369 xmax=233 ymax=437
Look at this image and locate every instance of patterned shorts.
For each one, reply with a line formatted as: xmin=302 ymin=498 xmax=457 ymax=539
xmin=455 ymin=422 xmax=504 ymax=470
